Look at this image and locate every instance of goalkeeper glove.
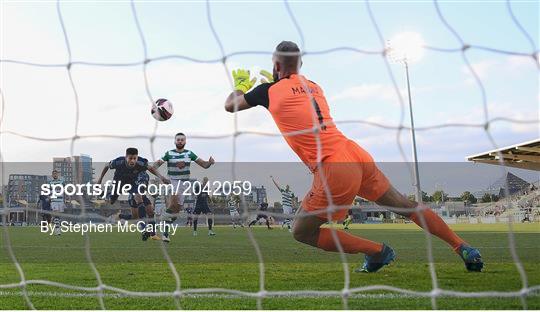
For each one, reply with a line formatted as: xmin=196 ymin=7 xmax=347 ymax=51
xmin=260 ymin=69 xmax=274 ymax=84
xmin=232 ymin=69 xmax=256 ymax=93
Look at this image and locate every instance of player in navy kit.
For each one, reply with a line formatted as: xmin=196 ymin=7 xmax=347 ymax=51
xmin=249 ymin=202 xmax=272 ymax=229
xmin=97 ymin=147 xmax=170 ymax=241
xmin=192 ymin=177 xmax=216 ymax=236
xmin=37 ymin=194 xmax=52 ymax=225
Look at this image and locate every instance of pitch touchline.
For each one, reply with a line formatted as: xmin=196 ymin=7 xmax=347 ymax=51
xmin=0 ymin=290 xmax=418 ymax=299
xmin=3 ymin=290 xmax=538 ymax=299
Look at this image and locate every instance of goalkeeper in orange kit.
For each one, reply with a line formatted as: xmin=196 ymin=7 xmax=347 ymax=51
xmin=223 ymin=41 xmax=483 ymax=273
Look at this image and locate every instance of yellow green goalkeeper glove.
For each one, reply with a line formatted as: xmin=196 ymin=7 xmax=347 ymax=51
xmin=260 ymin=69 xmax=274 ymax=84
xmin=232 ymin=69 xmax=256 ymax=93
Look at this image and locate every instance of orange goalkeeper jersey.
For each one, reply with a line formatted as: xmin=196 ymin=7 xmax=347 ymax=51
xmin=244 ymin=74 xmax=348 ymax=170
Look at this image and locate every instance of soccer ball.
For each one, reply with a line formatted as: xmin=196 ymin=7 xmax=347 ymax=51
xmin=151 ymin=98 xmax=174 ymax=121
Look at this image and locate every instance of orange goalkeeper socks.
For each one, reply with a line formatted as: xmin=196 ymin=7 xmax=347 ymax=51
xmin=410 ymin=205 xmax=465 ymax=252
xmin=317 ymin=228 xmax=383 ymax=255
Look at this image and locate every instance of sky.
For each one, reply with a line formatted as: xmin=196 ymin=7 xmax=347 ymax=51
xmin=0 ymin=0 xmax=539 ymax=198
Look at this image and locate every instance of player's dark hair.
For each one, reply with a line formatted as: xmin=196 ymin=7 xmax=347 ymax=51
xmin=275 ymin=41 xmax=301 ymax=71
xmin=126 ymin=147 xmax=138 ymax=155
xmin=175 ymin=132 xmax=185 ymax=138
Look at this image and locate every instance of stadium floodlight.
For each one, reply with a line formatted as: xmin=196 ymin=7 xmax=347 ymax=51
xmin=386 ymin=31 xmax=425 ymax=64
xmin=386 ymin=32 xmax=425 ymax=203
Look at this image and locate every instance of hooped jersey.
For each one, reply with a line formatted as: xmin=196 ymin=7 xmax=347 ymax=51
xmin=227 ymin=198 xmax=238 ymax=213
xmin=161 ymin=149 xmax=198 ymax=180
xmin=280 ymin=188 xmax=294 ymax=208
xmin=48 ymin=177 xmax=65 ymax=203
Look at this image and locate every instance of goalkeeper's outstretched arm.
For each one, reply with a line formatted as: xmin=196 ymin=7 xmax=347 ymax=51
xmin=224 ymin=91 xmax=252 ymax=113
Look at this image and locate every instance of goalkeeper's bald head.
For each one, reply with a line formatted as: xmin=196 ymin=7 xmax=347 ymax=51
xmin=273 ymin=41 xmax=302 ymax=80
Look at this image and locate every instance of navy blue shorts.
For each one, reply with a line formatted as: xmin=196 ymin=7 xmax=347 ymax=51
xmin=194 ymin=204 xmax=211 ymax=215
xmin=128 ymin=194 xmax=152 ymax=208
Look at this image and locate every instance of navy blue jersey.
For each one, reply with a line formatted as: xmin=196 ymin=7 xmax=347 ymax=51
xmin=135 ymin=172 xmax=150 ymax=187
xmin=109 ymin=156 xmax=149 ymax=184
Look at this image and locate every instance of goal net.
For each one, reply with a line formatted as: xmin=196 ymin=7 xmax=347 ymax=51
xmin=0 ymin=0 xmax=538 ymax=309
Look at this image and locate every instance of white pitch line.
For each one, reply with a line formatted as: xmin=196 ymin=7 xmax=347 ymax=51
xmin=0 ymin=290 xmax=413 ymax=299
xmin=0 ymin=290 xmax=538 ymax=299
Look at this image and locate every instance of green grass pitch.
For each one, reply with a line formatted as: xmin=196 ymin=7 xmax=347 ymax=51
xmin=1 ymin=222 xmax=539 ymax=309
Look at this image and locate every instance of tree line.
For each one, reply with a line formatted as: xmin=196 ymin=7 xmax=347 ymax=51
xmin=408 ymin=190 xmax=499 ymax=204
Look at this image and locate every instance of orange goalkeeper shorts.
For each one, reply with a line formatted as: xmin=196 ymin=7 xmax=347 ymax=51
xmin=302 ymin=140 xmax=390 ymax=221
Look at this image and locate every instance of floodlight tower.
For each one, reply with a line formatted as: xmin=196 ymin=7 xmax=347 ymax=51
xmin=386 ymin=32 xmax=425 ymax=203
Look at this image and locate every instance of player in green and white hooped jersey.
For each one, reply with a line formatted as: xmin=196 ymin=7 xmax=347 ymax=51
xmin=152 ymin=132 xmax=215 ymax=242
xmin=271 ymin=176 xmax=295 ymax=233
xmin=227 ymin=195 xmax=244 ymax=228
xmin=49 ymin=169 xmax=66 ymax=236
